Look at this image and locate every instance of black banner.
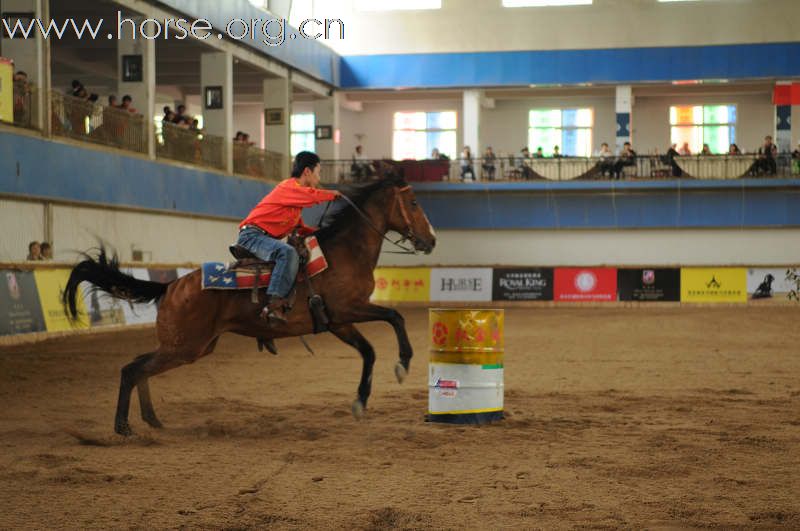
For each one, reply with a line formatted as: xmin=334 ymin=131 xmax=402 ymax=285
xmin=618 ymin=268 xmax=680 ymax=301
xmin=492 ymin=268 xmax=553 ymax=301
xmin=0 ymin=270 xmax=46 ymax=335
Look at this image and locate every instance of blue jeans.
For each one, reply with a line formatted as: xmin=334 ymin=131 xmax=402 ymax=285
xmin=236 ymin=227 xmax=299 ymax=298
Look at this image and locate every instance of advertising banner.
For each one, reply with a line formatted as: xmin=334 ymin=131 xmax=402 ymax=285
xmin=148 ymin=268 xmax=178 ymax=283
xmin=681 ymin=268 xmax=747 ymax=303
xmin=121 ymin=268 xmax=158 ymax=324
xmin=430 ymin=268 xmax=493 ymax=302
xmin=554 ymin=268 xmax=617 ymax=302
xmin=83 ymin=288 xmax=127 ymax=328
xmin=0 ymin=270 xmax=46 ymax=336
xmin=746 ymin=268 xmax=798 ymax=300
xmin=618 ymin=268 xmax=680 ymax=301
xmin=33 ymin=269 xmax=89 ymax=332
xmin=492 ymin=268 xmax=553 ymax=301
xmin=371 ymin=268 xmax=430 ymax=302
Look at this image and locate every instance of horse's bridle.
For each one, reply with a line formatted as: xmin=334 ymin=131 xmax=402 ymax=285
xmin=338 ymin=185 xmax=420 ymax=255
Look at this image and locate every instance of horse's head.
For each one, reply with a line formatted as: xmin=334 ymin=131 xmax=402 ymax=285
xmin=385 ymin=183 xmax=436 ymax=254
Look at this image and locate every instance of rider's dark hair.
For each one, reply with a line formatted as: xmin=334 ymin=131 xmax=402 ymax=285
xmin=291 ymin=151 xmax=321 ymax=178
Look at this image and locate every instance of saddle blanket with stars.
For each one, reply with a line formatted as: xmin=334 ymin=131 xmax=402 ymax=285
xmin=201 ymin=236 xmax=328 ymax=290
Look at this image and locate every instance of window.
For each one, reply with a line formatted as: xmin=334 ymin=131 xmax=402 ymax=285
xmin=669 ymin=105 xmax=736 ymax=154
xmin=528 ymin=108 xmax=593 ymax=157
xmin=392 ymin=111 xmax=456 ymax=160
xmin=291 ymin=113 xmax=315 ymax=156
xmin=504 ymin=0 xmax=592 ymax=7
xmin=356 ymin=0 xmax=441 ymax=11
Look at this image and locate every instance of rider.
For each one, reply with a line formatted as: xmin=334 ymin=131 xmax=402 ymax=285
xmin=236 ymin=151 xmax=340 ymax=323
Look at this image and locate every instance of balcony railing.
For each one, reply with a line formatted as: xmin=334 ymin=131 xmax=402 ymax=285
xmin=12 ymin=81 xmax=37 ymax=130
xmin=156 ymin=122 xmax=225 ymax=172
xmin=233 ymin=143 xmax=285 ymax=181
xmin=50 ymin=91 xmax=147 ymax=154
xmin=321 ymin=154 xmax=800 ymax=184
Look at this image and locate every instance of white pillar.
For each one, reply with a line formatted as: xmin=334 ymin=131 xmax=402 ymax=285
xmin=263 ymin=75 xmax=291 ymax=175
xmin=313 ymin=91 xmax=340 ymax=161
xmin=615 ymin=85 xmax=632 ymax=153
xmin=463 ymin=89 xmax=481 ymax=179
xmin=1 ymin=0 xmax=49 ymax=131
xmin=117 ymin=16 xmax=156 ymax=157
xmin=201 ymin=51 xmax=234 ymax=173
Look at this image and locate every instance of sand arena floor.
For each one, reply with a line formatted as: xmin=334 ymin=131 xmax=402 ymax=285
xmin=0 ymin=306 xmax=798 ymax=529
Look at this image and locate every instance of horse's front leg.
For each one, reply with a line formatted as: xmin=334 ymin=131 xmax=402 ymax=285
xmin=337 ymin=303 xmax=413 ymax=383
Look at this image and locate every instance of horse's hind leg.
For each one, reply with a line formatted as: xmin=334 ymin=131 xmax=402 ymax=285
xmin=115 ymin=351 xmax=182 ymax=436
xmin=137 ymin=378 xmax=162 ymax=429
xmin=329 ymin=324 xmax=375 ymax=418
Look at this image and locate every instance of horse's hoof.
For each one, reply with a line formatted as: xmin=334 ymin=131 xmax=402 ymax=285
xmin=351 ymin=399 xmax=365 ymax=419
xmin=143 ymin=416 xmax=163 ymax=429
xmin=115 ymin=423 xmax=133 ymax=436
xmin=394 ymin=362 xmax=407 ymax=384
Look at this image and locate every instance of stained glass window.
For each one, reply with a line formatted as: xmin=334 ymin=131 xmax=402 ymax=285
xmin=528 ymin=108 xmax=593 ymax=157
xmin=669 ymin=105 xmax=736 ymax=154
xmin=393 ymin=111 xmax=457 ymax=160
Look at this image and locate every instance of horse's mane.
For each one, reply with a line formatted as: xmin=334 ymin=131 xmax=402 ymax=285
xmin=315 ymin=169 xmax=407 ymax=243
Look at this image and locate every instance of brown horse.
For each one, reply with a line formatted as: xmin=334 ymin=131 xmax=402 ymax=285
xmin=62 ymin=173 xmax=436 ymax=436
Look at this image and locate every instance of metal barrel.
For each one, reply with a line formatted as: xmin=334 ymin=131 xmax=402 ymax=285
xmin=428 ymin=308 xmax=504 ymax=424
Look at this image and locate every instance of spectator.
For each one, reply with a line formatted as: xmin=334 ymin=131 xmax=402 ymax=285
xmin=242 ymin=133 xmax=253 ymax=146
xmin=481 ymin=146 xmax=497 ymax=180
xmin=533 ymin=147 xmax=544 ymax=159
xmin=792 ymin=142 xmax=800 ymax=174
xmin=678 ymin=142 xmax=692 ymax=156
xmin=701 ymin=144 xmax=712 ymax=155
xmin=662 ymin=143 xmax=682 ymax=177
xmin=517 ymin=147 xmax=534 ymax=179
xmin=189 ymin=118 xmax=200 ymax=132
xmin=40 ymin=242 xmax=53 ymax=260
xmin=27 ymin=241 xmax=42 ymax=261
xmin=756 ymin=135 xmax=778 ymax=175
xmin=174 ymin=104 xmax=188 ymax=124
xmin=352 ymin=144 xmax=370 ymax=181
xmin=552 ymin=145 xmax=562 ymax=158
xmin=612 ymin=141 xmax=637 ymax=180
xmin=120 ymin=95 xmax=137 ymax=114
xmin=70 ymin=79 xmax=88 ymax=99
xmin=430 ymin=148 xmax=440 ymax=160
xmin=234 ymin=131 xmax=244 ymax=143
xmin=595 ymin=142 xmax=615 ymax=177
xmin=460 ymin=146 xmax=474 ymax=181
xmin=729 ymin=143 xmax=742 ymax=155
xmin=108 ymin=95 xmax=118 ymax=108
xmin=12 ymin=71 xmax=31 ymax=126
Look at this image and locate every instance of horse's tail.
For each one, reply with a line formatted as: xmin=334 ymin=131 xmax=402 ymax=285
xmin=62 ymin=245 xmax=170 ymax=321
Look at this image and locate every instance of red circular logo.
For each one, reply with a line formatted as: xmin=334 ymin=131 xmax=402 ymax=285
xmin=432 ymin=322 xmax=448 ymax=346
xmin=376 ymin=277 xmax=388 ymax=290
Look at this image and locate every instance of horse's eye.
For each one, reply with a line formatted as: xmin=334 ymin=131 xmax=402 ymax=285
xmin=411 ymin=200 xmax=418 ymax=207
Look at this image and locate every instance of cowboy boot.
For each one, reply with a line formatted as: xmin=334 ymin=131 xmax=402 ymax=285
xmin=260 ymin=295 xmax=289 ymax=324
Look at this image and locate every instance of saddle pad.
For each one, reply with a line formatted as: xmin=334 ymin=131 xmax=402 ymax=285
xmin=201 ymin=236 xmax=328 ymax=291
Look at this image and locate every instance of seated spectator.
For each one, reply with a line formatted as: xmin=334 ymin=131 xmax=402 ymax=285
xmin=174 ymin=104 xmax=189 ymax=125
xmin=460 ymin=146 xmax=474 ymax=181
xmin=430 ymin=148 xmax=440 ymax=160
xmin=189 ymin=118 xmax=201 ymax=132
xmin=678 ymin=142 xmax=692 ymax=156
xmin=27 ymin=241 xmax=42 ymax=261
xmin=612 ymin=142 xmax=637 ymax=180
xmin=234 ymin=131 xmax=244 ymax=143
xmin=661 ymin=143 xmax=682 ymax=177
xmin=40 ymin=242 xmax=53 ymax=260
xmin=552 ymin=145 xmax=562 ymax=158
xmin=516 ymin=147 xmax=534 ymax=180
xmin=533 ymin=147 xmax=544 ymax=159
xmin=756 ymin=135 xmax=778 ymax=175
xmin=701 ymin=144 xmax=712 ymax=155
xmin=481 ymin=146 xmax=497 ymax=180
xmin=729 ymin=143 xmax=742 ymax=155
xmin=595 ymin=142 xmax=615 ymax=177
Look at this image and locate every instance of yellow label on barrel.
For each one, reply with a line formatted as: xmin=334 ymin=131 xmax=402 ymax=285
xmin=429 ymin=309 xmax=504 ymax=353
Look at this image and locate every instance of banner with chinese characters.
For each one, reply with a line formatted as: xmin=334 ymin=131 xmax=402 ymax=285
xmin=618 ymin=268 xmax=680 ymax=301
xmin=0 ymin=270 xmax=46 ymax=336
xmin=371 ymin=268 xmax=430 ymax=302
xmin=681 ymin=268 xmax=747 ymax=303
xmin=492 ymin=268 xmax=553 ymax=301
xmin=554 ymin=268 xmax=617 ymax=302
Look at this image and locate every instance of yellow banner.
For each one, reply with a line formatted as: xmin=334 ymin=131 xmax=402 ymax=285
xmin=372 ymin=268 xmax=430 ymax=302
xmin=681 ymin=268 xmax=747 ymax=303
xmin=0 ymin=58 xmax=13 ymax=123
xmin=34 ymin=269 xmax=89 ymax=332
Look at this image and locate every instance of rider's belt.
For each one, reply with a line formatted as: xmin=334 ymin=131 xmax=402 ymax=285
xmin=241 ymin=224 xmax=277 ymax=238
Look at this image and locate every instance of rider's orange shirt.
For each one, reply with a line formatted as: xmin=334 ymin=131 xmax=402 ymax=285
xmin=239 ymin=178 xmax=338 ymax=238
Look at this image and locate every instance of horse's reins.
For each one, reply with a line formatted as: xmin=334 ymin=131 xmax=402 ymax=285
xmin=336 ymin=187 xmax=419 ymax=255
